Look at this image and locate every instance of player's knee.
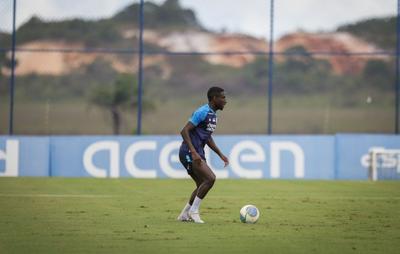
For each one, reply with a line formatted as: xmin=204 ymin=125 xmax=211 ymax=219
xmin=211 ymin=174 xmax=216 ymax=184
xmin=205 ymin=174 xmax=216 ymax=187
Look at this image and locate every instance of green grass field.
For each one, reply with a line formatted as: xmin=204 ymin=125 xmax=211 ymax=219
xmin=0 ymin=178 xmax=399 ymax=254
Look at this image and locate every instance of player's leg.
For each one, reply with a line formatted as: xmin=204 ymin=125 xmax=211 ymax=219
xmin=188 ymin=170 xmax=202 ymax=204
xmin=188 ymin=161 xmax=216 ymax=223
xmin=177 ymin=168 xmax=201 ymax=222
xmin=193 ymin=161 xmax=216 ymax=199
xmin=177 ymin=146 xmax=203 ymax=222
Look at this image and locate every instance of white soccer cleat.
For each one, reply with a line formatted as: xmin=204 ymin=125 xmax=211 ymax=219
xmin=188 ymin=211 xmax=205 ymax=224
xmin=177 ymin=212 xmax=192 ymax=222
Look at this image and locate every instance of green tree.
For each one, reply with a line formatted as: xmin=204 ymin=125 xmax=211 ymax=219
xmin=362 ymin=60 xmax=393 ymax=91
xmin=337 ymin=17 xmax=396 ymax=50
xmin=271 ymin=46 xmax=333 ymax=94
xmin=89 ymin=74 xmax=149 ymax=135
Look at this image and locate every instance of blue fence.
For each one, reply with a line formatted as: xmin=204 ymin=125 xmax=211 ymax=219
xmin=1 ymin=135 xmax=399 ymax=179
xmin=0 ymin=0 xmax=399 ymax=135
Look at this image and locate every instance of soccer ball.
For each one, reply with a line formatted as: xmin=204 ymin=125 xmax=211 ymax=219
xmin=239 ymin=204 xmax=260 ymax=224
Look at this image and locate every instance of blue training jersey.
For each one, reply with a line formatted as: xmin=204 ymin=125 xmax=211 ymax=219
xmin=185 ymin=104 xmax=217 ymax=153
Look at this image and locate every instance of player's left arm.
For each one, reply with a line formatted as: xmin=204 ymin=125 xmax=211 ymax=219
xmin=207 ymin=137 xmax=229 ymax=167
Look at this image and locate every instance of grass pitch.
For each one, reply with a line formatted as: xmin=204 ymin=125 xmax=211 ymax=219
xmin=0 ymin=178 xmax=399 ymax=254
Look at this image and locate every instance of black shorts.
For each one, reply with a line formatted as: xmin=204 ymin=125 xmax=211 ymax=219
xmin=179 ymin=144 xmax=205 ymax=174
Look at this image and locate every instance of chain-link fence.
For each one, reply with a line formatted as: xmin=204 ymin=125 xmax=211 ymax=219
xmin=0 ymin=0 xmax=398 ymax=135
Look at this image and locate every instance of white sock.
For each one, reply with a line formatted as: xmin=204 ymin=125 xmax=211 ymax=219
xmin=181 ymin=203 xmax=191 ymax=214
xmin=189 ymin=196 xmax=202 ymax=213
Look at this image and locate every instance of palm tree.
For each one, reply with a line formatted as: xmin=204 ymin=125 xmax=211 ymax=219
xmin=89 ymin=74 xmax=140 ymax=135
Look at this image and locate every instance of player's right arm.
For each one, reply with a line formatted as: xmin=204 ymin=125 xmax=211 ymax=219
xmin=180 ymin=122 xmax=202 ymax=163
xmin=207 ymin=136 xmax=229 ymax=167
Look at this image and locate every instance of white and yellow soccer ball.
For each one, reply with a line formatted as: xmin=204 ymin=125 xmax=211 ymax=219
xmin=239 ymin=204 xmax=260 ymax=224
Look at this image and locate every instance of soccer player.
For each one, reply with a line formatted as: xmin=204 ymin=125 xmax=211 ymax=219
xmin=177 ymin=86 xmax=229 ymax=223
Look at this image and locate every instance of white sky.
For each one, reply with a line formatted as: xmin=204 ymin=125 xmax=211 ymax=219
xmin=0 ymin=0 xmax=396 ymax=39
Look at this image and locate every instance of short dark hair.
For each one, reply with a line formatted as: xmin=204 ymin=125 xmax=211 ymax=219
xmin=207 ymin=86 xmax=224 ymax=101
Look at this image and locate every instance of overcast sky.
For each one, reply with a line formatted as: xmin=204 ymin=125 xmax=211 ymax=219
xmin=0 ymin=0 xmax=396 ymax=39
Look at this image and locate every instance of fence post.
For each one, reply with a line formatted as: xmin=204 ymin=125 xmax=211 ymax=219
xmin=396 ymin=0 xmax=400 ymax=134
xmin=136 ymin=0 xmax=145 ymax=135
xmin=8 ymin=0 xmax=17 ymax=135
xmin=267 ymin=0 xmax=275 ymax=135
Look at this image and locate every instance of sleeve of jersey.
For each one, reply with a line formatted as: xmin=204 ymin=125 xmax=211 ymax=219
xmin=189 ymin=107 xmax=208 ymax=126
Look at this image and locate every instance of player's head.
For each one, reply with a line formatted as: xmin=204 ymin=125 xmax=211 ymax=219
xmin=207 ymin=86 xmax=226 ymax=110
